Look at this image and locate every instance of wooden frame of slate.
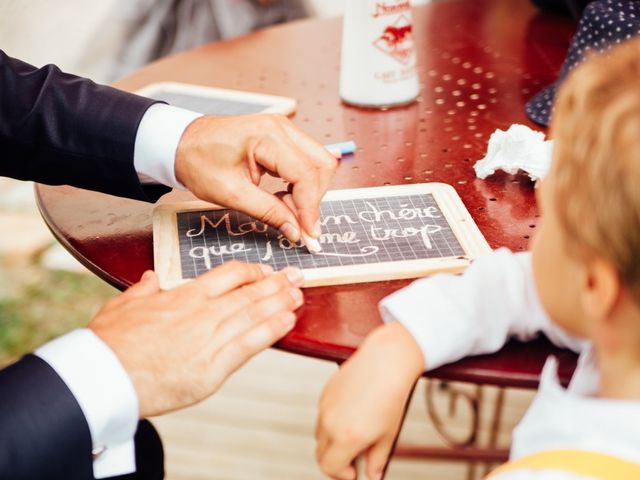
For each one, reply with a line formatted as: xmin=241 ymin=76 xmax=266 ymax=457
xmin=136 ymin=82 xmax=297 ymax=116
xmin=153 ymin=183 xmax=491 ymax=289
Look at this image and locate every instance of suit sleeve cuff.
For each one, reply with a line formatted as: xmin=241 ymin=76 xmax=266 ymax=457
xmin=133 ymin=103 xmax=203 ymax=190
xmin=35 ymin=329 xmax=139 ymax=478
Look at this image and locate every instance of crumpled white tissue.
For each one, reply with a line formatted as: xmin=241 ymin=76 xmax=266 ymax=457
xmin=474 ymin=124 xmax=554 ymax=181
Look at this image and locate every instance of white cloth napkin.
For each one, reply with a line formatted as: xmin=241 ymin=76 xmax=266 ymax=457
xmin=474 ymin=124 xmax=553 ymax=181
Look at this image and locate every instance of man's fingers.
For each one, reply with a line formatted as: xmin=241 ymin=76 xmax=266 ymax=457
xmin=365 ymin=438 xmax=394 ymax=480
xmin=280 ymin=192 xmax=324 ymax=252
xmin=251 ymin=126 xmax=334 ymax=238
xmin=288 ymin=166 xmax=330 ymax=239
xmin=250 ymin=125 xmax=307 ymax=183
xmin=291 ymin=187 xmax=323 ymax=238
xmin=231 ymin=183 xmax=302 ymax=242
xmin=279 ymin=117 xmax=339 ymax=178
xmin=208 ymin=267 xmax=304 ymax=320
xmin=174 ymin=113 xmax=335 ymax=242
xmin=279 ymin=118 xmax=337 ymax=235
xmin=249 ymin=160 xmax=265 ymax=185
xmin=207 ymin=311 xmax=298 ymax=387
xmin=166 ymin=262 xmax=275 ymax=301
xmin=280 ymin=192 xmax=310 ymax=238
xmin=209 ymin=284 xmax=303 ymax=351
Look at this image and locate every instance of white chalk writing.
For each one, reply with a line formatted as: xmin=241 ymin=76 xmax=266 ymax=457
xmin=359 ymin=201 xmax=440 ymax=223
xmin=186 ymin=213 xmax=268 ymax=238
xmin=316 ymin=246 xmax=379 ymax=258
xmin=370 ymin=224 xmax=442 ymax=249
xmin=181 ymin=195 xmax=456 ymax=272
xmin=189 ymin=243 xmax=251 ymax=269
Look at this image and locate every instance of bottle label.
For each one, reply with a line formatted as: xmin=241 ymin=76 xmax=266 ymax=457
xmin=373 ymin=19 xmax=414 ymax=66
xmin=340 ymin=0 xmax=419 ymax=105
xmin=371 ymin=1 xmax=416 ymax=81
xmin=371 ymin=1 xmax=411 ymax=18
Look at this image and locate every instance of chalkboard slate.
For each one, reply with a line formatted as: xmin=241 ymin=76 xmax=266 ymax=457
xmin=178 ymin=193 xmax=465 ymax=277
xmin=135 ymin=82 xmax=297 ymax=116
xmin=154 ymin=183 xmax=491 ymax=288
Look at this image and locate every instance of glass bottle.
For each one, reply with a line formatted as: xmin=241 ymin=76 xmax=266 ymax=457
xmin=340 ymin=0 xmax=420 ymax=108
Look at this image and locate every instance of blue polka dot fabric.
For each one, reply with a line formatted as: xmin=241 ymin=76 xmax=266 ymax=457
xmin=526 ymin=0 xmax=640 ymax=126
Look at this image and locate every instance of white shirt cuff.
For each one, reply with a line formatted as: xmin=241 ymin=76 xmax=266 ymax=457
xmin=35 ymin=329 xmax=139 ymax=478
xmin=133 ymin=103 xmax=203 ymax=190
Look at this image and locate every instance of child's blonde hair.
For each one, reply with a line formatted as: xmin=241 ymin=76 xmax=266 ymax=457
xmin=551 ymin=38 xmax=640 ymax=298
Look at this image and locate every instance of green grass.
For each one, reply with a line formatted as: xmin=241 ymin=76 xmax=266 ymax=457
xmin=0 ymin=266 xmax=117 ymax=365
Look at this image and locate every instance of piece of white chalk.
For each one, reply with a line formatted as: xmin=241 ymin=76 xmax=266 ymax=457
xmin=301 ymin=232 xmax=322 ymax=254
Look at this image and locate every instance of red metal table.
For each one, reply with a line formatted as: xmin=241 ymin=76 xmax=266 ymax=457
xmin=36 ymin=0 xmax=578 ymax=390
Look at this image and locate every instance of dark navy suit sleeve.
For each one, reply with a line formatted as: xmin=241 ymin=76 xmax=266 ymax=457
xmin=0 ymin=49 xmax=170 ymax=202
xmin=0 ymin=355 xmax=94 ymax=480
xmin=0 ymin=51 xmax=172 ymax=479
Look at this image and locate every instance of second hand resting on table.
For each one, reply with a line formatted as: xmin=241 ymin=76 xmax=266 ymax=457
xmin=92 ymin=262 xmax=305 ymax=417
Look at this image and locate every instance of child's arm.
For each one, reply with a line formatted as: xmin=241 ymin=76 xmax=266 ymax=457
xmin=316 ymin=321 xmax=423 ymax=480
xmin=316 ymin=248 xmax=588 ymax=480
xmin=379 ymin=247 xmax=587 ymax=372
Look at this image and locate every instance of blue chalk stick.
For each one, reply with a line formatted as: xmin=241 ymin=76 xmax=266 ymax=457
xmin=325 ymin=140 xmax=357 ymax=155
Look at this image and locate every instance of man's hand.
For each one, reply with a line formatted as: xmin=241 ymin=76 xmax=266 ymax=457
xmin=316 ymin=322 xmax=425 ymax=480
xmin=175 ymin=114 xmax=338 ymax=243
xmin=89 ymin=262 xmax=304 ymax=418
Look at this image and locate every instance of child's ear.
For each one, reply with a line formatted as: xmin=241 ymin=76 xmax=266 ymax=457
xmin=581 ymin=256 xmax=621 ymax=322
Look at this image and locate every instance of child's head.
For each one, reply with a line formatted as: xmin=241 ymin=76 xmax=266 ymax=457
xmin=531 ymin=38 xmax=640 ymax=339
